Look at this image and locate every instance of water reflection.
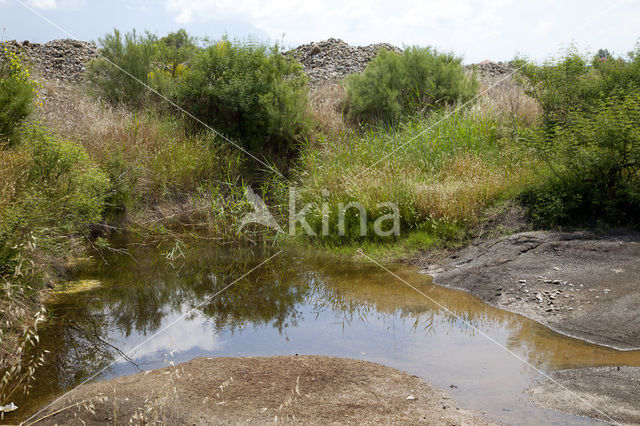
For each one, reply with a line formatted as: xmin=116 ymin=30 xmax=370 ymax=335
xmin=13 ymin=241 xmax=640 ymax=424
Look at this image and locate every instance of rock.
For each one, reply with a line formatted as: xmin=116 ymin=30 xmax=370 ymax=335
xmin=2 ymin=39 xmax=99 ymax=82
xmin=287 ymin=38 xmax=402 ymax=86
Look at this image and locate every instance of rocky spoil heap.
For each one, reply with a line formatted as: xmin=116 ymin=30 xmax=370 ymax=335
xmin=2 ymin=39 xmax=99 ymax=82
xmin=466 ymin=60 xmax=519 ymax=87
xmin=289 ymin=38 xmax=402 ymax=86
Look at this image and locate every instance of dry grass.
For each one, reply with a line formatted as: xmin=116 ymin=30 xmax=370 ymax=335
xmin=294 ymin=107 xmax=537 ymax=243
xmin=33 ymin=80 xmax=242 ymax=208
xmin=307 ymin=84 xmax=353 ymax=138
xmin=473 ymin=75 xmax=542 ymax=126
xmin=412 ymin=153 xmax=534 ymax=223
xmin=0 ymin=145 xmax=29 ymax=215
xmin=0 ymin=293 xmax=47 ymax=414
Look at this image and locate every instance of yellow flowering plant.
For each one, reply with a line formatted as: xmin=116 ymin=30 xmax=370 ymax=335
xmin=1 ymin=44 xmax=40 ymax=145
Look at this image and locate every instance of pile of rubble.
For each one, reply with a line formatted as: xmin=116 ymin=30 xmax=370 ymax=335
xmin=288 ymin=38 xmax=402 ymax=86
xmin=2 ymin=36 xmax=519 ymax=88
xmin=469 ymin=60 xmax=514 ymax=78
xmin=2 ymin=39 xmax=99 ymax=82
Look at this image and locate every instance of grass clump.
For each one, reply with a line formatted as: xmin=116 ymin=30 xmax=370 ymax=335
xmin=291 ymin=109 xmax=535 ymax=246
xmin=344 ymin=46 xmax=478 ymax=124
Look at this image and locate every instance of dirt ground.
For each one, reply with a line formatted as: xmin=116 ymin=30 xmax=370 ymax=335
xmin=415 ymin=229 xmax=640 ymax=350
xmin=528 ymin=366 xmax=640 ymax=425
xmin=31 ymin=356 xmax=492 ymax=425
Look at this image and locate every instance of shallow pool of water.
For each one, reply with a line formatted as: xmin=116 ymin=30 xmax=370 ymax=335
xmin=13 ymin=240 xmax=640 ymax=424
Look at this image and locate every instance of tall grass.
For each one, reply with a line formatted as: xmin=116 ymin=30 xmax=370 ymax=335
xmin=34 ymin=81 xmax=244 ymax=217
xmin=291 ymin=108 xmax=537 ymax=246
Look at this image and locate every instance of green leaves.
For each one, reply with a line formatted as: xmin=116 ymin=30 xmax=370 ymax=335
xmin=175 ymin=39 xmax=309 ymax=156
xmin=0 ymin=46 xmax=36 ymax=145
xmin=86 ymin=29 xmax=155 ymax=106
xmin=343 ymin=46 xmax=478 ymax=124
xmin=522 ymin=92 xmax=640 ymax=227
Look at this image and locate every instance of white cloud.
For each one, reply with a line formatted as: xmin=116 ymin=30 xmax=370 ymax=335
xmin=26 ymin=0 xmax=57 ymax=9
xmin=163 ymin=0 xmax=513 ymax=49
xmin=113 ymin=311 xmax=224 ymax=362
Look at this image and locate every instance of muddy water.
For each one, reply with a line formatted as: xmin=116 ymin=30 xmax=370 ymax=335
xmin=12 ymin=241 xmax=640 ymax=424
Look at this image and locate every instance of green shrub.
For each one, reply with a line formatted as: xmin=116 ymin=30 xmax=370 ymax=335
xmin=87 ymin=29 xmax=155 ymax=106
xmin=521 ymin=92 xmax=640 ymax=227
xmin=0 ymin=46 xmax=36 ymax=145
xmin=176 ymin=39 xmax=309 ymax=155
xmin=343 ymin=46 xmax=478 ymax=124
xmin=518 ymin=45 xmax=640 ymax=128
xmin=0 ymin=126 xmax=109 ymax=280
xmin=147 ymin=29 xmax=198 ymax=97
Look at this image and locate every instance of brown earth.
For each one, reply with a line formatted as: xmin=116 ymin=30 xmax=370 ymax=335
xmin=30 ymin=356 xmax=492 ymax=425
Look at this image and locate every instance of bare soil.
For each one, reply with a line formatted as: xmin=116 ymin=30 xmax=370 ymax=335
xmin=528 ymin=366 xmax=640 ymax=425
xmin=415 ymin=229 xmax=640 ymax=350
xmin=411 ymin=217 xmax=640 ymax=424
xmin=32 ymin=356 xmax=492 ymax=425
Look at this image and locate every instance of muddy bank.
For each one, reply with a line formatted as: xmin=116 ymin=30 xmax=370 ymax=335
xmin=416 ymin=229 xmax=640 ymax=350
xmin=32 ymin=356 xmax=491 ymax=425
xmin=528 ymin=366 xmax=640 ymax=424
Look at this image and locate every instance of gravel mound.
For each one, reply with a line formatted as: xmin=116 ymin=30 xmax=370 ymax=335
xmin=3 ymin=37 xmax=517 ymax=88
xmin=288 ymin=38 xmax=402 ymax=86
xmin=469 ymin=60 xmax=515 ymax=79
xmin=2 ymin=39 xmax=99 ymax=82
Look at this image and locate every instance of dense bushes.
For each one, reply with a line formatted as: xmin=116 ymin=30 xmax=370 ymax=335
xmin=0 ymin=46 xmax=37 ymax=145
xmin=518 ymin=47 xmax=640 ymax=228
xmin=175 ymin=39 xmax=309 ymax=155
xmin=521 ymin=92 xmax=640 ymax=227
xmin=0 ymin=127 xmax=109 ymax=277
xmin=87 ymin=29 xmax=155 ymax=106
xmin=87 ymin=31 xmax=310 ymax=157
xmin=343 ymin=46 xmax=478 ymax=124
xmin=519 ymin=47 xmax=640 ymax=128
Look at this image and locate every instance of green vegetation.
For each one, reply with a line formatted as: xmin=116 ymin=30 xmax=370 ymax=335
xmin=175 ymin=39 xmax=309 ymax=156
xmin=291 ymin=110 xmax=533 ymax=246
xmin=0 ymin=46 xmax=37 ymax=145
xmin=2 ymin=26 xmax=640 ymax=381
xmin=343 ymin=46 xmax=478 ymax=124
xmin=87 ymin=29 xmax=155 ymax=106
xmin=518 ymin=46 xmax=640 ymax=228
xmin=88 ymin=30 xmax=309 ymax=157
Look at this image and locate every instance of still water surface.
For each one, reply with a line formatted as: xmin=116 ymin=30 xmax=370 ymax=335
xmin=15 ymin=240 xmax=640 ymax=424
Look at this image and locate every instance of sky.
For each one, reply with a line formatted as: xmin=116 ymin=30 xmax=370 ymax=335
xmin=1 ymin=0 xmax=639 ymax=63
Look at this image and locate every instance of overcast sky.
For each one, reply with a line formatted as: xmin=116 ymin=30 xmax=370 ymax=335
xmin=1 ymin=0 xmax=639 ymax=63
